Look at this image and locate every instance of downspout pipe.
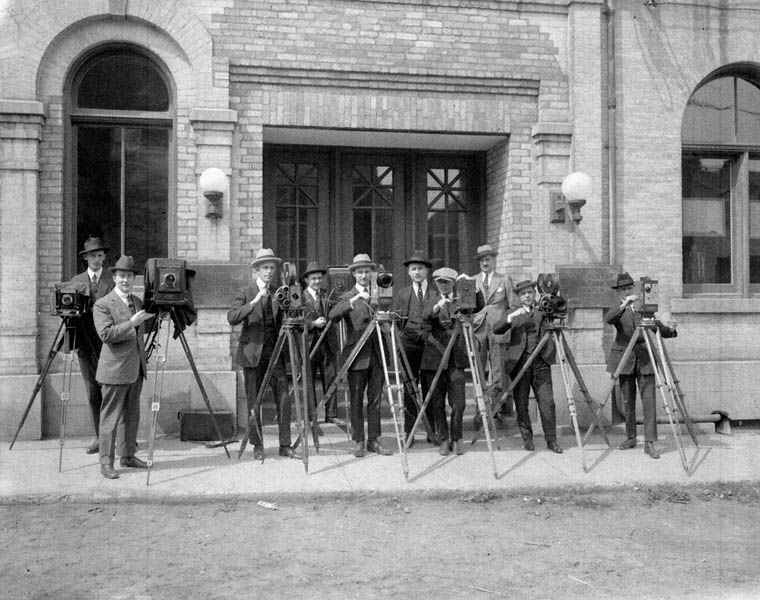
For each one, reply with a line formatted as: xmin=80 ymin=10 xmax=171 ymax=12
xmin=604 ymin=0 xmax=617 ymax=265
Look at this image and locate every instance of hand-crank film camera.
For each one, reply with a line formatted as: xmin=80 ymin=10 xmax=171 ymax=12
xmin=326 ymin=266 xmax=352 ymax=306
xmin=454 ymin=278 xmax=478 ymax=312
xmin=274 ymin=262 xmax=303 ymax=313
xmin=636 ymin=276 xmax=659 ymax=315
xmin=536 ymin=273 xmax=568 ymax=319
xmin=144 ymin=258 xmax=193 ymax=310
xmin=53 ymin=282 xmax=90 ymax=317
xmin=370 ymin=266 xmax=394 ymax=307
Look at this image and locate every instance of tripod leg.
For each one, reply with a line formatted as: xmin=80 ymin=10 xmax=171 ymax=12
xmin=286 ymin=327 xmax=308 ymax=472
xmin=463 ymin=322 xmax=498 ymax=478
xmin=656 ymin=331 xmax=698 ymax=447
xmin=58 ymin=327 xmax=77 ymax=472
xmin=554 ymin=332 xmax=588 ymax=471
xmin=495 ymin=332 xmax=552 ymax=416
xmin=9 ymin=318 xmax=66 ymax=450
xmin=376 ymin=321 xmax=408 ymax=481
xmin=146 ymin=313 xmax=171 ymax=485
xmin=302 ymin=327 xmax=320 ymax=454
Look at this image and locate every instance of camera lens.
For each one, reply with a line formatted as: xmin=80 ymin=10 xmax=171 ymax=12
xmin=163 ymin=273 xmax=177 ymax=287
xmin=61 ymin=294 xmax=73 ymax=306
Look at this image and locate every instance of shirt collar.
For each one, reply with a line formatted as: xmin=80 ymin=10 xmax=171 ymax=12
xmin=114 ymin=288 xmax=130 ymax=304
xmin=354 ymin=283 xmax=368 ymax=294
xmin=87 ymin=267 xmax=104 ymax=280
xmin=414 ymin=280 xmax=428 ymax=295
xmin=308 ymin=287 xmax=320 ymax=300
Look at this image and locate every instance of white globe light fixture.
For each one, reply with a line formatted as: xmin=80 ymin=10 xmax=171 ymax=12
xmin=199 ymin=167 xmax=227 ymax=220
xmin=560 ymin=171 xmax=592 ymax=224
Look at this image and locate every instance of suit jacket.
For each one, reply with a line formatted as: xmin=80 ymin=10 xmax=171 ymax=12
xmin=227 ymin=283 xmax=283 ymax=369
xmin=70 ymin=270 xmax=114 ymax=357
xmin=302 ymin=287 xmax=338 ymax=357
xmin=494 ymin=306 xmax=555 ymax=373
xmin=391 ymin=283 xmax=439 ymax=346
xmin=328 ymin=288 xmax=381 ymax=371
xmin=420 ymin=300 xmax=470 ymax=371
xmin=604 ymin=305 xmax=677 ymax=376
xmin=472 ymin=271 xmax=510 ymax=343
xmin=93 ymin=289 xmax=149 ymax=385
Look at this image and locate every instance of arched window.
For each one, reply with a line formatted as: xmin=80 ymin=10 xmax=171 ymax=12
xmin=682 ymin=68 xmax=760 ymax=295
xmin=67 ymin=47 xmax=173 ymax=275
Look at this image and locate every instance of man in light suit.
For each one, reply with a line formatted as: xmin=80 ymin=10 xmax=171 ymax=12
xmin=471 ymin=244 xmax=512 ymax=427
xmin=328 ymin=253 xmax=392 ymax=458
xmin=70 ymin=236 xmax=115 ymax=454
xmin=227 ymin=248 xmax=294 ymax=461
xmin=93 ymin=255 xmax=153 ymax=479
xmin=605 ymin=272 xmax=677 ymax=459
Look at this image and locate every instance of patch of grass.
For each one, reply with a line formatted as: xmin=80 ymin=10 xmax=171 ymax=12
xmin=460 ymin=490 xmax=502 ymax=504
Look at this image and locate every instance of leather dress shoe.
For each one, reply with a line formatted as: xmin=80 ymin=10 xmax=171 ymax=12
xmin=354 ymin=441 xmax=365 ymax=458
xmin=100 ymin=465 xmax=119 ymax=479
xmin=253 ymin=446 xmax=265 ymax=461
xmin=547 ymin=441 xmax=563 ymax=454
xmin=120 ymin=456 xmax=148 ymax=468
xmin=86 ymin=439 xmax=99 ymax=454
xmin=618 ymin=438 xmax=637 ymax=450
xmin=439 ymin=441 xmax=450 ymax=456
xmin=523 ymin=439 xmax=535 ymax=451
xmin=279 ymin=445 xmax=296 ymax=458
xmin=453 ymin=440 xmax=464 ymax=456
xmin=644 ymin=441 xmax=660 ymax=459
xmin=367 ymin=439 xmax=392 ymax=456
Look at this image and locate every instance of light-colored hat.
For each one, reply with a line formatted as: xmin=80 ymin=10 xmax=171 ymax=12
xmin=251 ymin=248 xmax=282 ymax=268
xmin=349 ymin=253 xmax=376 ymax=272
xmin=79 ymin=236 xmax=110 ymax=256
xmin=402 ymin=249 xmax=433 ymax=269
xmin=108 ymin=255 xmax=139 ymax=274
xmin=474 ymin=244 xmax=498 ymax=260
xmin=432 ymin=267 xmax=458 ymax=282
xmin=513 ymin=279 xmax=536 ymax=294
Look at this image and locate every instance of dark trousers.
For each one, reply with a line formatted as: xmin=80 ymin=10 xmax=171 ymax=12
xmin=511 ymin=355 xmax=557 ymax=442
xmin=347 ymin=362 xmax=383 ymax=443
xmin=78 ymin=349 xmax=103 ymax=436
xmin=244 ymin=357 xmax=291 ymax=448
xmin=98 ymin=380 xmax=142 ymax=466
xmin=308 ymin=347 xmax=336 ymax=419
xmin=476 ymin=326 xmax=503 ymax=401
xmin=422 ymin=366 xmax=465 ymax=442
xmin=619 ymin=372 xmax=657 ymax=442
xmin=401 ymin=341 xmax=432 ymax=436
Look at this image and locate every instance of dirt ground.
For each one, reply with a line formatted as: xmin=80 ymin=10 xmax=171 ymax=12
xmin=2 ymin=482 xmax=759 ymax=600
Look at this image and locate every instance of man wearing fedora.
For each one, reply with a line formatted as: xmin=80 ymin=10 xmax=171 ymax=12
xmin=391 ymin=249 xmax=439 ymax=446
xmin=471 ymin=243 xmax=512 ymax=428
xmin=92 ymin=255 xmax=153 ymax=479
xmin=422 ymin=267 xmax=486 ymax=456
xmin=328 ymin=253 xmax=392 ymax=458
xmin=70 ymin=236 xmax=115 ymax=454
xmin=228 ymin=248 xmax=294 ymax=461
xmin=605 ymin=272 xmax=677 ymax=459
xmin=302 ymin=261 xmax=337 ymax=426
xmin=494 ymin=278 xmax=563 ymax=453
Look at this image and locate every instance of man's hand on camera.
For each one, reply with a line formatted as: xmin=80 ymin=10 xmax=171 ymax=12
xmin=621 ymin=294 xmax=638 ymax=308
xmin=130 ymin=309 xmax=151 ymax=325
xmin=312 ymin=316 xmax=326 ymax=328
xmin=434 ymin=296 xmax=451 ymax=313
xmin=350 ymin=289 xmax=370 ymax=307
xmin=507 ymin=306 xmax=529 ymax=324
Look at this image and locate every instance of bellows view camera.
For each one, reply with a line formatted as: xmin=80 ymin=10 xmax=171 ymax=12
xmin=53 ymin=282 xmax=90 ymax=317
xmin=143 ymin=258 xmax=193 ymax=310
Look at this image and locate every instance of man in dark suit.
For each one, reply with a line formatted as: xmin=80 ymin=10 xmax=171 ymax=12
xmin=421 ymin=268 xmax=485 ymax=456
xmin=70 ymin=236 xmax=115 ymax=454
xmin=605 ymin=272 xmax=677 ymax=459
xmin=391 ymin=249 xmax=438 ymax=445
xmin=92 ymin=255 xmax=152 ymax=479
xmin=493 ymin=279 xmax=563 ymax=453
xmin=328 ymin=253 xmax=392 ymax=458
xmin=301 ymin=261 xmax=336 ymax=427
xmin=227 ymin=248 xmax=294 ymax=461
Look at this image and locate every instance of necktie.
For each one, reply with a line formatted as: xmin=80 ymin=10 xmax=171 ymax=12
xmin=127 ymin=296 xmax=136 ymax=315
xmin=90 ymin=274 xmax=98 ymax=299
xmin=417 ymin=283 xmax=424 ymax=304
xmin=482 ymin=274 xmax=489 ymax=295
xmin=316 ymin=291 xmax=324 ymax=316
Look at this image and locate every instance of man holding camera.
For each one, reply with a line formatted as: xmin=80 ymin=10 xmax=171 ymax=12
xmin=391 ymin=249 xmax=438 ymax=446
xmin=606 ymin=272 xmax=677 ymax=459
xmin=328 ymin=253 xmax=392 ymax=458
xmin=494 ymin=279 xmax=563 ymax=453
xmin=92 ymin=255 xmax=153 ymax=479
xmin=227 ymin=248 xmax=294 ymax=461
xmin=70 ymin=236 xmax=114 ymax=454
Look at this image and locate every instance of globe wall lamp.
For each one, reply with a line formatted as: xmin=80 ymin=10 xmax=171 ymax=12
xmin=550 ymin=171 xmax=592 ymax=225
xmin=199 ymin=167 xmax=227 ymax=220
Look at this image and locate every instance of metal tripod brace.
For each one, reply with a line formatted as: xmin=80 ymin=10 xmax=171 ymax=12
xmin=145 ymin=307 xmax=231 ymax=485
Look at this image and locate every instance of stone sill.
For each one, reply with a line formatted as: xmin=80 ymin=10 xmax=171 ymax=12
xmin=671 ymin=298 xmax=760 ymax=313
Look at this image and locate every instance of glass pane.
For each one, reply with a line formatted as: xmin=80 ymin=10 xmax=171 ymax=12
xmin=374 ymin=210 xmax=393 ymax=269
xmin=749 ymin=160 xmax=760 ymax=283
xmin=276 ymin=207 xmax=297 ymax=260
xmin=276 ymin=185 xmax=295 ymax=206
xmin=77 ymin=52 xmax=169 ymax=111
xmin=124 ymin=128 xmax=168 ymax=267
xmin=737 ymin=79 xmax=760 ymax=145
xmin=426 ymin=166 xmax=471 ymax=271
xmin=682 ymin=153 xmax=732 ymax=284
xmin=682 ymin=77 xmax=735 ymax=145
xmin=76 ymin=126 xmax=122 ymax=259
xmin=353 ymin=210 xmax=372 ymax=256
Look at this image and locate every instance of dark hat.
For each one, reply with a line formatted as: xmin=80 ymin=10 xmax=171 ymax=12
xmin=349 ymin=253 xmax=376 ymax=272
xmin=303 ymin=261 xmax=327 ymax=278
xmin=513 ymin=279 xmax=536 ymax=294
xmin=611 ymin=272 xmax=635 ymax=289
xmin=474 ymin=244 xmax=498 ymax=260
xmin=79 ymin=236 xmax=109 ymax=256
xmin=108 ymin=255 xmax=139 ymax=274
xmin=402 ymin=249 xmax=432 ymax=269
xmin=432 ymin=267 xmax=458 ymax=282
xmin=251 ymin=248 xmax=282 ymax=268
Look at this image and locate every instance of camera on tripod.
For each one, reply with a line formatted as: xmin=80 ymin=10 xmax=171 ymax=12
xmin=53 ymin=282 xmax=90 ymax=317
xmin=635 ymin=276 xmax=659 ymax=316
xmin=536 ymin=273 xmax=568 ymax=320
xmin=453 ymin=278 xmax=478 ymax=313
xmin=325 ymin=265 xmax=352 ymax=305
xmin=143 ymin=258 xmax=193 ymax=311
xmin=274 ymin=262 xmax=304 ymax=314
xmin=370 ymin=266 xmax=394 ymax=308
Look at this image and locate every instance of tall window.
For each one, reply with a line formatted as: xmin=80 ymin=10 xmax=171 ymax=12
xmin=68 ymin=48 xmax=172 ymax=275
xmin=682 ymin=71 xmax=760 ymax=295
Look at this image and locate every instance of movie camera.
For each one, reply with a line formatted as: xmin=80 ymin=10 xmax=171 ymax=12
xmin=370 ymin=266 xmax=394 ymax=308
xmin=452 ymin=277 xmax=478 ymax=313
xmin=325 ymin=265 xmax=352 ymax=305
xmin=634 ymin=276 xmax=659 ymax=316
xmin=274 ymin=262 xmax=304 ymax=315
xmin=53 ymin=282 xmax=90 ymax=318
xmin=536 ymin=273 xmax=568 ymax=320
xmin=143 ymin=258 xmax=194 ymax=311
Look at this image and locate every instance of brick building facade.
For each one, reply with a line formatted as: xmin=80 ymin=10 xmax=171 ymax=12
xmin=1 ymin=0 xmax=758 ymax=440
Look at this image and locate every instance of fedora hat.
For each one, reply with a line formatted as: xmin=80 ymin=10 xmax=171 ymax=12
xmin=611 ymin=272 xmax=635 ymax=289
xmin=402 ymin=249 xmax=432 ymax=269
xmin=79 ymin=236 xmax=109 ymax=256
xmin=512 ymin=279 xmax=536 ymax=294
xmin=108 ymin=255 xmax=139 ymax=274
xmin=349 ymin=253 xmax=376 ymax=272
xmin=250 ymin=248 xmax=282 ymax=268
xmin=474 ymin=244 xmax=498 ymax=260
xmin=303 ymin=261 xmax=327 ymax=279
xmin=432 ymin=267 xmax=458 ymax=282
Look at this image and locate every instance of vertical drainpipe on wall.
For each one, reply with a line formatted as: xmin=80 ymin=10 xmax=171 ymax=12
xmin=604 ymin=0 xmax=617 ymax=266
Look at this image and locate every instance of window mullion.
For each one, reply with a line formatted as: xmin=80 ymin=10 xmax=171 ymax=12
xmin=120 ymin=127 xmax=126 ymax=255
xmin=735 ymin=152 xmax=750 ymax=297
